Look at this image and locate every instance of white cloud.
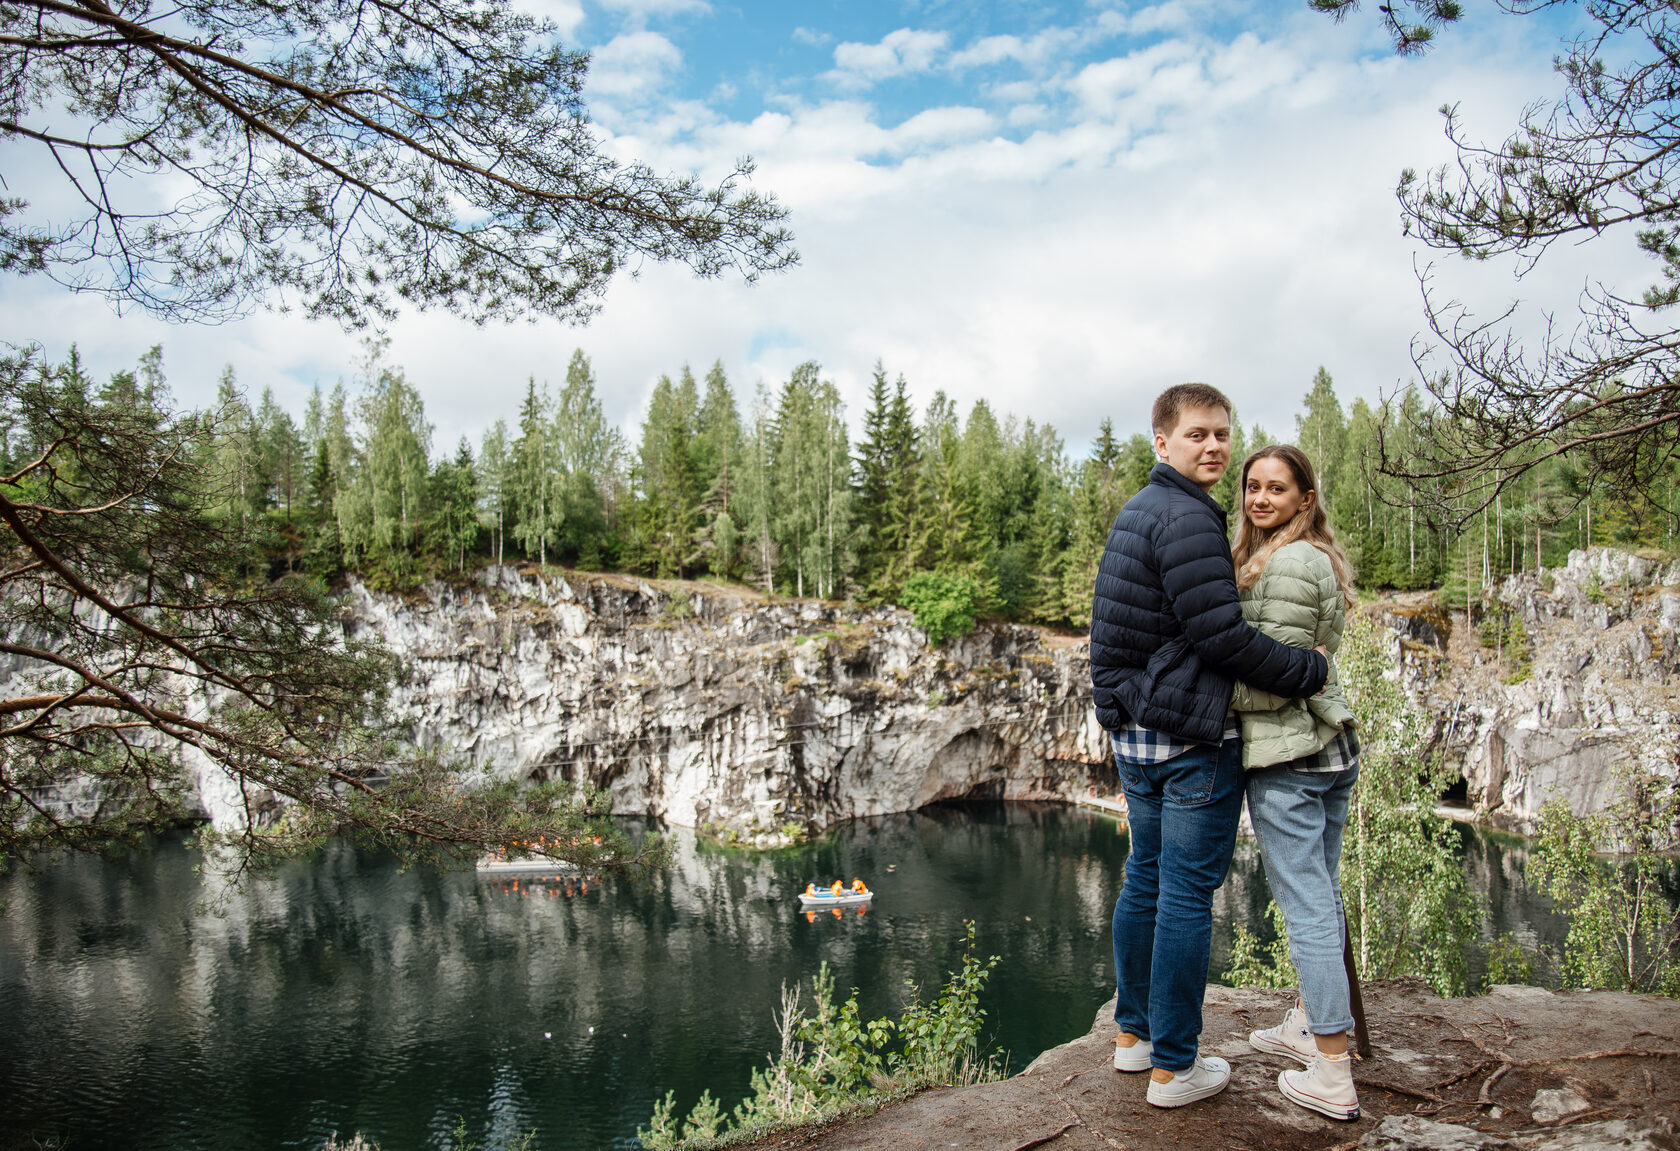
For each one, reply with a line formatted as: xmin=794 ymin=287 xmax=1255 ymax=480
xmin=828 ymin=29 xmax=950 ymax=88
xmin=596 ymin=0 xmax=710 ymax=16
xmin=521 ymin=0 xmax=587 ymax=38
xmin=883 ymin=106 xmax=997 ymax=153
xmin=792 ymin=26 xmax=831 ymax=47
xmin=1067 ymin=38 xmax=1202 ymax=118
xmin=586 ymin=30 xmax=683 ymax=101
xmin=4 ymin=3 xmax=1622 ymax=471
xmin=949 ymin=27 xmax=1083 ymax=72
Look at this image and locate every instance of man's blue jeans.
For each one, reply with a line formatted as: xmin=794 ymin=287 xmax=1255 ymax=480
xmin=1111 ymin=734 xmax=1245 ymax=1071
xmin=1245 ymin=762 xmax=1360 ymax=1036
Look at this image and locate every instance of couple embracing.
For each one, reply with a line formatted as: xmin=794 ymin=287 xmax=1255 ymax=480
xmin=1089 ymin=383 xmax=1362 ymax=1121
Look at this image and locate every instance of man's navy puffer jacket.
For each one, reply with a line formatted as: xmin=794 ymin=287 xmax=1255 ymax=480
xmin=1089 ymin=463 xmax=1328 ymax=742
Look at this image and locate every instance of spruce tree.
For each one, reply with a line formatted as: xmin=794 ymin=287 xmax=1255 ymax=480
xmin=636 ymin=370 xmax=702 ymax=577
xmin=510 ymin=379 xmax=559 ymax=566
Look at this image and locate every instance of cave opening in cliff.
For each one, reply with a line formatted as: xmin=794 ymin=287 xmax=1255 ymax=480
xmin=1439 ymin=776 xmax=1469 ymax=807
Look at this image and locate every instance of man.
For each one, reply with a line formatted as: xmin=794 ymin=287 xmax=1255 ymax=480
xmin=1088 ymin=383 xmax=1328 ymax=1108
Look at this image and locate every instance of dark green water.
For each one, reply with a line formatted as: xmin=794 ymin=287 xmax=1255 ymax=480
xmin=0 ymin=803 xmax=1562 ymax=1151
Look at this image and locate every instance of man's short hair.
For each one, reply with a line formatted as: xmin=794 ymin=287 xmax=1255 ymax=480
xmin=1152 ymin=383 xmax=1233 ymax=436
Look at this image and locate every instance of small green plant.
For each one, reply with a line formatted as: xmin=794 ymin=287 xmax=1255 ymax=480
xmin=1585 ymin=574 xmax=1606 ymax=603
xmin=1481 ymin=932 xmax=1535 ymax=989
xmin=1529 ymin=769 xmax=1680 ymax=996
xmin=926 ymin=687 xmax=946 ymax=707
xmin=657 ymin=590 xmax=692 ymax=626
xmin=321 ymin=1122 xmax=537 ymax=1151
xmin=1223 ymin=900 xmax=1298 ymax=989
xmin=1477 ymin=594 xmax=1533 ymax=684
xmin=899 ymin=571 xmax=979 ymax=646
xmin=640 ymin=922 xmax=1002 ymax=1149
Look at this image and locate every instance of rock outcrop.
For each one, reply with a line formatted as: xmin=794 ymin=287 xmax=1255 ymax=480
xmin=726 ymin=980 xmax=1680 ymax=1151
xmin=1388 ymin=548 xmax=1680 ymax=836
xmin=18 ymin=546 xmax=1674 ymax=842
xmin=349 ymin=567 xmax=1110 ymax=843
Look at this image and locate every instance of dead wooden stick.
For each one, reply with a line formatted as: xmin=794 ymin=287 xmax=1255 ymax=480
xmin=1477 ymin=1062 xmax=1512 ymax=1105
xmin=1342 ymin=915 xmax=1372 ymax=1058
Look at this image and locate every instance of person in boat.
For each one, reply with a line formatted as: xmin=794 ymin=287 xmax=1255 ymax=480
xmin=806 ymin=883 xmax=816 ymax=897
xmin=851 ymin=878 xmax=867 ymax=895
xmin=831 ymin=880 xmax=844 ymax=897
xmin=1088 ymin=383 xmax=1329 ymax=1110
xmin=1230 ymin=444 xmax=1362 ymax=1122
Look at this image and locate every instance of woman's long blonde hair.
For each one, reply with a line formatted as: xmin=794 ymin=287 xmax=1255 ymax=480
xmin=1231 ymin=444 xmax=1356 ymax=608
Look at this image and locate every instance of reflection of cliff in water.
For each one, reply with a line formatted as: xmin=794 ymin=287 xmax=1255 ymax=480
xmin=0 ymin=805 xmax=1573 ymax=1151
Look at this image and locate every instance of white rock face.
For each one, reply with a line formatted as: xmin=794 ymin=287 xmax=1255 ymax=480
xmin=20 ymin=547 xmax=1670 ymax=843
xmin=345 ymin=568 xmax=1112 ymax=842
xmin=1387 ymin=547 xmax=1680 ymax=835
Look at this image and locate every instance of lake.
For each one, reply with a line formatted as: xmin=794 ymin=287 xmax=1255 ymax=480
xmin=0 ymin=803 xmax=1566 ymax=1151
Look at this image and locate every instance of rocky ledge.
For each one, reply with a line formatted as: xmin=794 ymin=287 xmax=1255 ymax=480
xmin=732 ymin=980 xmax=1680 ymax=1151
xmin=351 ymin=567 xmax=1110 ymax=844
xmin=348 ymin=547 xmax=1680 ymax=844
xmin=1385 ymin=547 xmax=1680 ymax=836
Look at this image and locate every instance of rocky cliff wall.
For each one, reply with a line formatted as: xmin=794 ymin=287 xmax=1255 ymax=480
xmin=1385 ymin=547 xmax=1680 ymax=835
xmin=20 ymin=547 xmax=1672 ymax=843
xmin=349 ymin=567 xmax=1112 ymax=843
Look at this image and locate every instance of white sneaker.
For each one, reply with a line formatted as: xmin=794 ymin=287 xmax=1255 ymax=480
xmin=1113 ymin=1032 xmax=1152 ymax=1072
xmin=1250 ymin=1004 xmax=1316 ymax=1064
xmin=1145 ymin=1056 xmax=1231 ymax=1108
xmin=1279 ymin=1052 xmax=1360 ymax=1121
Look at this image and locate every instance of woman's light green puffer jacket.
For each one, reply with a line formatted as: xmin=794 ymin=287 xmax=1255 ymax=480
xmin=1231 ymin=539 xmax=1356 ymax=769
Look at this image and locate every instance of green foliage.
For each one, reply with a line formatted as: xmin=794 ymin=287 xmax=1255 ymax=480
xmin=1477 ymin=595 xmax=1534 ymax=684
xmin=0 ymin=344 xmax=665 ymax=875
xmin=641 ymin=922 xmax=1002 ymax=1150
xmin=1339 ymin=614 xmax=1480 ymax=996
xmin=320 ymin=1123 xmax=539 ymax=1151
xmin=1530 ymin=771 xmax=1680 ymax=996
xmin=1223 ymin=900 xmax=1298 ymax=989
xmin=899 ymin=571 xmax=979 ymax=646
xmin=4 ymin=0 xmax=793 ymax=328
xmin=1481 ymin=932 xmax=1535 ymax=990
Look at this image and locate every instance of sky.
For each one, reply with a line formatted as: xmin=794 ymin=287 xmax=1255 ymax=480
xmin=0 ymin=0 xmax=1638 ymax=456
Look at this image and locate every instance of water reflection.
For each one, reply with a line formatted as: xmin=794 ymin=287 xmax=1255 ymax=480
xmin=0 ymin=804 xmax=1563 ymax=1151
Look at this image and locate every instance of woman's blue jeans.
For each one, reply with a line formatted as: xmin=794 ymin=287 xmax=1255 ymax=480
xmin=1245 ymin=762 xmax=1360 ymax=1036
xmin=1110 ymin=734 xmax=1244 ymax=1071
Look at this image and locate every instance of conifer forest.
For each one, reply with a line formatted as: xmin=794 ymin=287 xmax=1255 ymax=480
xmin=12 ymin=341 xmax=1676 ymax=628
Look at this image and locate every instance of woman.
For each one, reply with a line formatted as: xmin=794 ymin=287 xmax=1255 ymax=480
xmin=1229 ymin=444 xmax=1361 ymax=1122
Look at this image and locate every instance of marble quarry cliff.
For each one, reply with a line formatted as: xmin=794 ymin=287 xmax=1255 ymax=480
xmin=347 ymin=568 xmax=1111 ymax=844
xmin=14 ymin=548 xmax=1675 ymax=842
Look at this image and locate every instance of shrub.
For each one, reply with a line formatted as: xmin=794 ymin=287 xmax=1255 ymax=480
xmin=1223 ymin=900 xmax=1297 ymax=989
xmin=899 ymin=571 xmax=979 ymax=646
xmin=1482 ymin=932 xmax=1536 ymax=989
xmin=639 ymin=922 xmax=1002 ymax=1150
xmin=1530 ymin=770 xmax=1680 ymax=995
xmin=1339 ymin=614 xmax=1480 ymax=996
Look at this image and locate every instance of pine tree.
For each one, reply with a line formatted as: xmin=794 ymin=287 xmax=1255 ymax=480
xmin=915 ymin=390 xmax=977 ymax=573
xmin=695 ymin=360 xmax=742 ymax=575
xmin=427 ymin=437 xmax=480 ymax=572
xmin=554 ymin=350 xmax=618 ymax=567
xmin=510 ymin=379 xmax=559 ymax=566
xmin=735 ymin=384 xmax=780 ymax=593
xmin=351 ymin=361 xmax=432 ymax=586
xmin=479 ymin=419 xmax=511 ymax=566
xmin=636 ymin=369 xmax=703 ymax=577
xmin=254 ymin=386 xmax=304 ymax=523
xmin=853 ymin=362 xmax=900 ymax=598
xmin=207 ymin=365 xmax=264 ymax=527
